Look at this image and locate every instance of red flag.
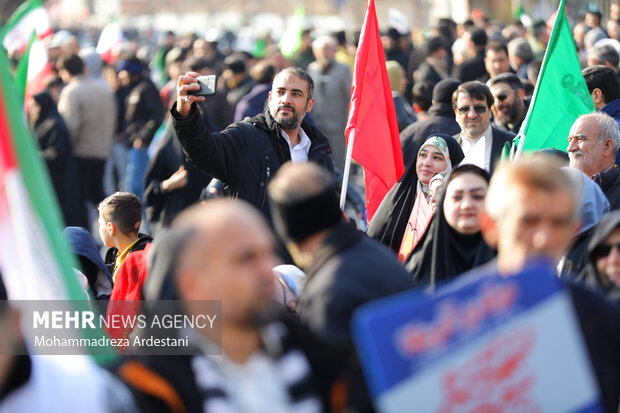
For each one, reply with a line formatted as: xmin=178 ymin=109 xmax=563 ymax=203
xmin=397 ymin=191 xmax=432 ymax=262
xmin=346 ymin=0 xmax=404 ymax=222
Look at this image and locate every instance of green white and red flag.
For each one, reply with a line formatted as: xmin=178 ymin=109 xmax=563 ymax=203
xmin=15 ymin=32 xmax=52 ymax=107
xmin=0 ymin=0 xmax=52 ymax=55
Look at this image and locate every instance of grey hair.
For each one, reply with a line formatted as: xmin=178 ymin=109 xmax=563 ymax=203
xmin=312 ymin=35 xmax=337 ymax=51
xmin=588 ymin=44 xmax=620 ymax=67
xmin=507 ymin=38 xmax=533 ymax=62
xmin=593 ymin=112 xmax=620 ymax=157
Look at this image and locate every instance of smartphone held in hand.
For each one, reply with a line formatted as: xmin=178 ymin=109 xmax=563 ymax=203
xmin=188 ymin=75 xmax=217 ymax=97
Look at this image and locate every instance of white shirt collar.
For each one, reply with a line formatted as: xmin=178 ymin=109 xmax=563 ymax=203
xmin=280 ymin=128 xmax=311 ymax=164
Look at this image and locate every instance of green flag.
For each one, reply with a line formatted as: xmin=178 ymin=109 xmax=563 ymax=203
xmin=279 ymin=7 xmax=305 ymax=58
xmin=515 ymin=0 xmax=595 ymax=159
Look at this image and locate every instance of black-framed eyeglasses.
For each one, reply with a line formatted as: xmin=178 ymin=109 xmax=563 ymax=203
xmin=593 ymin=242 xmax=620 ymax=258
xmin=457 ymin=104 xmax=487 ymax=114
xmin=495 ymin=92 xmax=509 ymax=102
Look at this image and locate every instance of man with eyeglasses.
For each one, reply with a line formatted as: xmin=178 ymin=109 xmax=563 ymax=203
xmin=487 ymin=73 xmax=528 ymax=134
xmin=567 ymin=113 xmax=620 ymax=209
xmin=452 ymin=81 xmax=515 ymax=175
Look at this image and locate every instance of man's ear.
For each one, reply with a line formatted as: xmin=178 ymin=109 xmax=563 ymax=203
xmin=591 ymin=88 xmax=604 ymax=105
xmin=479 ymin=209 xmax=499 ymax=249
xmin=602 ymin=137 xmax=614 ymax=157
xmin=306 ymin=97 xmax=314 ymax=113
xmin=517 ymin=88 xmax=526 ymax=101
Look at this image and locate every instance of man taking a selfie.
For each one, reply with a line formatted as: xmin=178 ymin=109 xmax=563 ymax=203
xmin=171 ymin=67 xmax=334 ymax=219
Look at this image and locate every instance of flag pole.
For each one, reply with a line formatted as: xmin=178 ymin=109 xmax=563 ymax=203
xmin=340 ymin=129 xmax=355 ymax=211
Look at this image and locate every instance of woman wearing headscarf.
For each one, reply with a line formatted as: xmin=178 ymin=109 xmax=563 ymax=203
xmin=368 ymin=133 xmax=465 ymax=252
xmin=404 ymin=164 xmax=495 ymax=289
xmin=28 ymin=91 xmax=86 ymax=227
xmin=558 ymin=167 xmax=610 ymax=280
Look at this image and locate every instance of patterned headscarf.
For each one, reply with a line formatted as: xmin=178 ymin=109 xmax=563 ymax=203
xmin=417 ymin=136 xmax=452 ymax=198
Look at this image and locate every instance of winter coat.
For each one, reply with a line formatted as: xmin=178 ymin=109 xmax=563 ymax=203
xmin=171 ymin=105 xmax=333 ymax=219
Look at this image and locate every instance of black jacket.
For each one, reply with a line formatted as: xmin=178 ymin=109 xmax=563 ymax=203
xmin=143 ymin=121 xmax=214 ymax=237
xmin=124 ymin=77 xmax=165 ymax=148
xmin=171 ymin=104 xmax=334 ymax=219
xmin=400 ymin=102 xmax=462 ymax=168
xmin=451 ymin=51 xmax=489 ymax=82
xmin=104 ymin=233 xmax=153 ymax=276
xmin=454 ymin=127 xmax=515 ymax=175
xmin=298 ymin=221 xmax=413 ymax=412
xmin=594 ymin=166 xmax=620 ymax=210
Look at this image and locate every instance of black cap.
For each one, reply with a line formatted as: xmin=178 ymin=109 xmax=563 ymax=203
xmin=432 ymin=78 xmax=461 ymax=104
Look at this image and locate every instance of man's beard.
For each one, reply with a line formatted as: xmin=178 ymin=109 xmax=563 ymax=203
xmin=495 ymin=104 xmax=520 ymax=125
xmin=272 ymin=104 xmax=304 ymax=130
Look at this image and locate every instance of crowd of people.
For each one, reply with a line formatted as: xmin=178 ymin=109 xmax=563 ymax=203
xmin=3 ymin=2 xmax=620 ymax=412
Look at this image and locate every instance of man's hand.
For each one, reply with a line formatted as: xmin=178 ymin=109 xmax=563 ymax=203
xmin=176 ymin=72 xmax=205 ymax=118
xmin=161 ymin=166 xmax=188 ymax=192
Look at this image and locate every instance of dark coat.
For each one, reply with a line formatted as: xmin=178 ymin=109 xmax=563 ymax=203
xmin=298 ymin=221 xmax=413 ymax=412
xmin=32 ymin=92 xmax=86 ymax=228
xmin=400 ymin=102 xmax=461 ymax=167
xmin=393 ymin=94 xmax=416 ymax=133
xmin=451 ymin=51 xmax=489 ymax=82
xmin=454 ymin=127 xmax=515 ymax=175
xmin=233 ymin=83 xmax=270 ymax=122
xmin=171 ymin=105 xmax=334 ymax=219
xmin=414 ymin=60 xmax=443 ymax=85
xmin=124 ymin=77 xmax=165 ymax=147
xmin=143 ymin=121 xmax=214 ymax=237
xmin=594 ymin=166 xmax=620 ymax=210
xmin=600 ymin=99 xmax=620 ymax=166
xmin=459 ymin=261 xmax=620 ymax=413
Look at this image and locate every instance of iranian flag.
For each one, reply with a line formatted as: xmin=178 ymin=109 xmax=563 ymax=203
xmin=96 ymin=21 xmax=124 ymax=64
xmin=0 ymin=44 xmax=82 ymax=301
xmin=0 ymin=0 xmax=52 ymax=55
xmin=15 ymin=32 xmax=52 ymax=107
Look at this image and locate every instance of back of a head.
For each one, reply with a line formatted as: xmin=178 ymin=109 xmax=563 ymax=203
xmin=426 ymin=36 xmax=447 ymax=56
xmin=250 ymin=60 xmax=276 ymax=84
xmin=224 ymin=55 xmax=247 ymax=75
xmin=98 ymin=192 xmax=142 ymax=236
xmin=588 ymin=43 xmax=620 ymax=67
xmin=485 ymin=156 xmax=576 ymax=221
xmin=413 ymin=81 xmax=435 ymax=112
xmin=386 ymin=60 xmax=405 ymax=92
xmin=268 ymin=162 xmax=341 ymax=243
xmin=507 ymin=37 xmax=533 ymax=62
xmin=57 ymin=54 xmax=84 ymax=76
xmin=582 ymin=65 xmax=620 ymax=103
xmin=468 ymin=27 xmax=488 ymax=48
xmin=432 ymin=78 xmax=461 ymax=104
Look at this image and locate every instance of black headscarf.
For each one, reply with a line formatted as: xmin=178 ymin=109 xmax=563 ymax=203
xmin=404 ymin=164 xmax=495 ymax=289
xmin=367 ymin=133 xmax=465 ymax=252
xmin=580 ymin=211 xmax=620 ymax=305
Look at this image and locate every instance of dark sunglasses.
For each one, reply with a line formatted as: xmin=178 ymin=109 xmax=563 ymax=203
xmin=495 ymin=92 xmax=509 ymax=102
xmin=457 ymin=104 xmax=487 ymax=115
xmin=593 ymin=242 xmax=620 ymax=258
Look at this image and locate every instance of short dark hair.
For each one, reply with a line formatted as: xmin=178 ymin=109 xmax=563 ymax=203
xmin=98 ymin=192 xmax=142 ymax=236
xmin=412 ymin=81 xmax=434 ymax=112
xmin=487 ymin=72 xmax=524 ymax=91
xmin=57 ymin=54 xmax=84 ymax=76
xmin=452 ymin=81 xmax=494 ymax=108
xmin=274 ymin=67 xmax=314 ymax=100
xmin=426 ymin=36 xmax=447 ymax=55
xmin=582 ymin=65 xmax=620 ymax=103
xmin=485 ymin=41 xmax=508 ymax=57
xmin=468 ymin=27 xmax=488 ymax=48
